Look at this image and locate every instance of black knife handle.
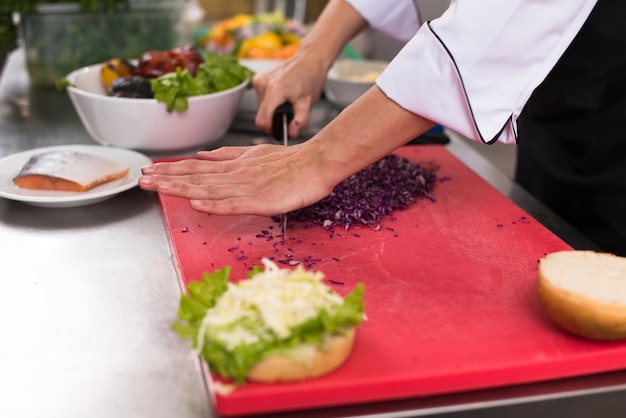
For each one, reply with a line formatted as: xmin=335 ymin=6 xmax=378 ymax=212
xmin=271 ymin=101 xmax=295 ymax=142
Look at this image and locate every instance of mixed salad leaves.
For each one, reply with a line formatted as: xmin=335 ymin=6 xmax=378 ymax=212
xmin=174 ymin=259 xmax=365 ymax=385
xmin=151 ymin=53 xmax=254 ymax=112
xmin=58 ymin=51 xmax=254 ymax=113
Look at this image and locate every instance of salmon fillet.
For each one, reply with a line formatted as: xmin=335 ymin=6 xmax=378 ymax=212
xmin=13 ymin=151 xmax=130 ymax=192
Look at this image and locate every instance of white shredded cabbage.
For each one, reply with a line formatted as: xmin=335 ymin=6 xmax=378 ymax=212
xmin=196 ymin=258 xmax=344 ymax=352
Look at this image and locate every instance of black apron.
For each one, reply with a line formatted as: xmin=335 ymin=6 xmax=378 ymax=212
xmin=516 ymin=0 xmax=626 ymax=255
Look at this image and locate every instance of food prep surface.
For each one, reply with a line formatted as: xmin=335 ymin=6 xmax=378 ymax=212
xmin=157 ymin=145 xmax=626 ymax=416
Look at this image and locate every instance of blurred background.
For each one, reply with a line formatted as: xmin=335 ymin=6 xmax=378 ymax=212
xmin=197 ymin=0 xmax=449 ymax=23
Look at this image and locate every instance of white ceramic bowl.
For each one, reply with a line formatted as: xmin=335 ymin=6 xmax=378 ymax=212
xmin=324 ymin=59 xmax=388 ymax=108
xmin=237 ymin=59 xmax=282 ymax=113
xmin=65 ymin=63 xmax=248 ymax=152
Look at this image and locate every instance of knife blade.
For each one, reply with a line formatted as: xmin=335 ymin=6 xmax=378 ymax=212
xmin=271 ymin=101 xmax=294 ymax=238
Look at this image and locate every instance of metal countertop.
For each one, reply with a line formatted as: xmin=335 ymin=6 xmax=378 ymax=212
xmin=1 ymin=48 xmax=625 ymax=418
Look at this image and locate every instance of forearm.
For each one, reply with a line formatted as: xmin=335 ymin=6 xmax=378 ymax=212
xmin=307 ymin=86 xmax=435 ymax=189
xmin=297 ymin=0 xmax=369 ymax=74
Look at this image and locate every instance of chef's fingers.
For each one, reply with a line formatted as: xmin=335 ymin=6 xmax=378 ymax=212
xmin=187 ymin=179 xmax=329 ymax=215
xmin=256 ymin=94 xmax=287 ymax=135
xmin=255 ymin=96 xmax=311 ymax=139
xmin=141 ymin=156 xmax=239 ymax=177
xmin=289 ymin=100 xmax=311 ymax=138
xmin=195 ymin=146 xmax=250 ymax=161
xmin=142 ymin=154 xmax=292 ymax=195
xmin=139 ymin=175 xmax=308 ymax=216
xmin=252 ymin=72 xmax=277 ymax=134
xmin=154 ymin=183 xmax=283 ymax=216
xmin=138 ymin=142 xmax=331 ymax=214
xmin=139 ymin=167 xmax=225 ymax=191
xmin=139 ymin=174 xmax=234 ymax=196
xmin=188 ymin=185 xmax=316 ymax=216
xmin=141 ymin=143 xmax=295 ymax=181
xmin=189 ymin=197 xmax=284 ymax=216
xmin=139 ymin=157 xmax=285 ymax=197
xmin=254 ymin=74 xmax=312 ymax=138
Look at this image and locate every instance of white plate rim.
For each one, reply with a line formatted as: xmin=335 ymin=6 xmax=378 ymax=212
xmin=0 ymin=145 xmax=152 ymax=207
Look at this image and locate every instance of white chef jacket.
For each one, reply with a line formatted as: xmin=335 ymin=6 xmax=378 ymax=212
xmin=346 ymin=0 xmax=598 ymax=144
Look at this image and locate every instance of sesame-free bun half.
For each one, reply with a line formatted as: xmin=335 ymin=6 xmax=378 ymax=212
xmin=247 ymin=328 xmax=356 ymax=383
xmin=537 ymin=250 xmax=626 ymax=340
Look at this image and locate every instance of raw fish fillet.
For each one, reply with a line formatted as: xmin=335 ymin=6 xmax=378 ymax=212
xmin=13 ymin=151 xmax=130 ymax=192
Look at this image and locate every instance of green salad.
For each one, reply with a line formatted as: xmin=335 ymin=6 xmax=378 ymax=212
xmin=151 ymin=53 xmax=254 ymax=112
xmin=174 ymin=259 xmax=365 ymax=385
xmin=58 ymin=52 xmax=254 ymax=112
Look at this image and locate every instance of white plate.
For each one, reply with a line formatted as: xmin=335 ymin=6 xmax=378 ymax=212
xmin=0 ymin=145 xmax=152 ymax=208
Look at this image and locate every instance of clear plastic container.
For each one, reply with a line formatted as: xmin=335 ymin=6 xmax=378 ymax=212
xmin=21 ymin=1 xmax=184 ymax=88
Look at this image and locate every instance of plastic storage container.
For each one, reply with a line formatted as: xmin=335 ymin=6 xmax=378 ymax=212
xmin=21 ymin=1 xmax=184 ymax=88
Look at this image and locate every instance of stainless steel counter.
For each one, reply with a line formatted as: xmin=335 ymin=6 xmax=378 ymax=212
xmin=0 ymin=49 xmax=211 ymax=418
xmin=1 ymin=48 xmax=625 ymax=418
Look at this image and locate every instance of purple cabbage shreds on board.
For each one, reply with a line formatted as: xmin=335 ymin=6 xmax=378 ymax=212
xmin=274 ymin=154 xmax=437 ymax=230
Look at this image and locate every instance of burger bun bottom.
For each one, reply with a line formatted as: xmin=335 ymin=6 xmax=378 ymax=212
xmin=247 ymin=328 xmax=356 ymax=383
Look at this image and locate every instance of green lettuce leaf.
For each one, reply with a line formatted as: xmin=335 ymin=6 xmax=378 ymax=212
xmin=150 ymin=53 xmax=254 ymax=113
xmin=173 ymin=267 xmax=365 ymax=385
xmin=195 ymin=53 xmax=253 ymax=92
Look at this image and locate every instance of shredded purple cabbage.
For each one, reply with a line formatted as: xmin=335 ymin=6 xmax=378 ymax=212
xmin=217 ymin=155 xmax=439 ymax=271
xmin=276 ymin=154 xmax=437 ymax=230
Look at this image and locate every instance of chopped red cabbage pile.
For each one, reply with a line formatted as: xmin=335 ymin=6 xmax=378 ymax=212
xmin=279 ymin=154 xmax=437 ymax=230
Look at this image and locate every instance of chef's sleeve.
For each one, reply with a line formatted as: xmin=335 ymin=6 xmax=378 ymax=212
xmin=375 ymin=0 xmax=598 ymax=144
xmin=345 ymin=0 xmax=421 ymax=43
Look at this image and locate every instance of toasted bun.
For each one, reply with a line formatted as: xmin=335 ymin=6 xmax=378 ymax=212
xmin=537 ymin=250 xmax=626 ymax=340
xmin=247 ymin=328 xmax=356 ymax=383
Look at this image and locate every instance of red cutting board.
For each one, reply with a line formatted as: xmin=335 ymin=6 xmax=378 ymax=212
xmin=156 ymin=145 xmax=626 ymax=416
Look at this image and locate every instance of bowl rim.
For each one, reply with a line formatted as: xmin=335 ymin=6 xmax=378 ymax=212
xmin=66 ymin=62 xmax=249 ymax=104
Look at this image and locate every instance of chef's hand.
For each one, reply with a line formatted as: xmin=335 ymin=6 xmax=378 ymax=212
xmin=139 ymin=86 xmax=433 ymax=216
xmin=138 ymin=143 xmax=335 ymax=216
xmin=253 ymin=0 xmax=369 ymax=139
xmin=253 ymin=51 xmax=327 ymax=139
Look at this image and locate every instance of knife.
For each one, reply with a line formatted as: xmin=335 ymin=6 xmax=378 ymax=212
xmin=271 ymin=101 xmax=294 ymax=237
